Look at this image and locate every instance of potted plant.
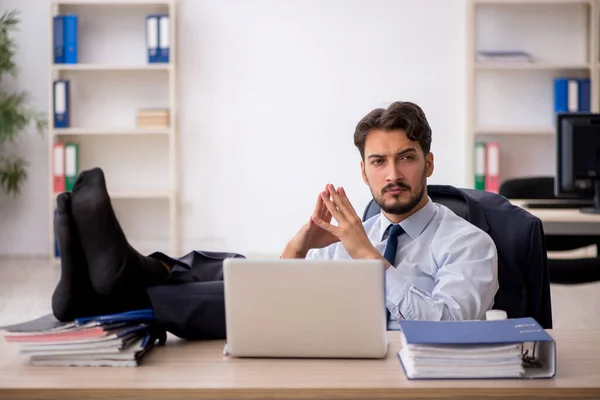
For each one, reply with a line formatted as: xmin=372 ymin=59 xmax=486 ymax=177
xmin=0 ymin=9 xmax=46 ymax=196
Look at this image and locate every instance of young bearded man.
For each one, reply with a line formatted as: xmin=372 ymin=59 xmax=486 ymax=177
xmin=282 ymin=101 xmax=499 ymax=329
xmin=50 ymin=101 xmax=498 ymax=340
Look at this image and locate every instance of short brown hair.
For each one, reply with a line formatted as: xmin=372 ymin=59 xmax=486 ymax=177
xmin=353 ymin=101 xmax=432 ymax=160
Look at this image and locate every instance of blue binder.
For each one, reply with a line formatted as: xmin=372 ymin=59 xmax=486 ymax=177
xmin=146 ymin=15 xmax=160 ymax=63
xmin=63 ymin=15 xmax=78 ymax=64
xmin=53 ymin=80 xmax=70 ymax=128
xmin=53 ymin=16 xmax=65 ymax=64
xmin=578 ymin=78 xmax=590 ymax=112
xmin=553 ymin=78 xmax=569 ymax=113
xmin=397 ymin=317 xmax=556 ymax=379
xmin=158 ymin=15 xmax=170 ymax=63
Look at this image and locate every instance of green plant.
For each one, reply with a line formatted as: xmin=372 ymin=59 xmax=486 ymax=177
xmin=0 ymin=9 xmax=46 ymax=196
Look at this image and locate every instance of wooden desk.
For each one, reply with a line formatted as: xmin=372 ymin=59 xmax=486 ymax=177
xmin=510 ymin=199 xmax=600 ymax=235
xmin=1 ymin=330 xmax=599 ymax=399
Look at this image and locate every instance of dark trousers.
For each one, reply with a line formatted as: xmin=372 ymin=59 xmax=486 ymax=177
xmin=145 ymin=250 xmax=245 ymax=340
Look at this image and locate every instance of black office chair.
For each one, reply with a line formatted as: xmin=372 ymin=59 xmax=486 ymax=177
xmin=363 ymin=184 xmax=553 ymax=329
xmin=499 ymin=176 xmax=600 ymax=284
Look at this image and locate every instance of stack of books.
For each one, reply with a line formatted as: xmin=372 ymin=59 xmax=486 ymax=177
xmin=136 ymin=108 xmax=170 ymax=128
xmin=0 ymin=309 xmax=162 ymax=367
xmin=396 ymin=317 xmax=556 ymax=380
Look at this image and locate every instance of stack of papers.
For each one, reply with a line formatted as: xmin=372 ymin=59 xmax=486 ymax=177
xmin=397 ymin=317 xmax=556 ymax=380
xmin=476 ymin=50 xmax=533 ymax=63
xmin=1 ymin=309 xmax=160 ymax=367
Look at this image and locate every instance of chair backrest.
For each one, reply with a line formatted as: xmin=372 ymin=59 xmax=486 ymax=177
xmin=362 ymin=184 xmax=553 ymax=329
xmin=499 ymin=176 xmax=555 ymax=199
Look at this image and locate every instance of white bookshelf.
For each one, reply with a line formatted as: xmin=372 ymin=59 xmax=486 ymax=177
xmin=48 ymin=0 xmax=179 ymax=261
xmin=466 ymin=0 xmax=599 ymax=188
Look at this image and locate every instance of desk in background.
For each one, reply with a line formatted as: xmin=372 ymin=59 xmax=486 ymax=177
xmin=0 ymin=330 xmax=599 ymax=400
xmin=510 ymin=199 xmax=600 ymax=235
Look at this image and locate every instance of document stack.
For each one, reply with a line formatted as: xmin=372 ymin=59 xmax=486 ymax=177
xmin=0 ymin=309 xmax=162 ymax=367
xmin=397 ymin=317 xmax=556 ymax=380
xmin=136 ymin=108 xmax=170 ymax=128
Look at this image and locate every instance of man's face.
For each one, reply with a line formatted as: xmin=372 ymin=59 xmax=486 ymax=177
xmin=361 ymin=129 xmax=434 ymax=216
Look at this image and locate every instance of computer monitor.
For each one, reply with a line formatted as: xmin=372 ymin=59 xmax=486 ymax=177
xmin=556 ymin=113 xmax=600 ymax=214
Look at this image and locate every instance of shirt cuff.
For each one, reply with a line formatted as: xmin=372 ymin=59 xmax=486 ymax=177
xmin=385 ymin=266 xmax=412 ymax=319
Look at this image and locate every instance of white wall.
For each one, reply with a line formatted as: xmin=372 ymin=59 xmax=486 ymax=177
xmin=0 ymin=0 xmax=467 ymax=258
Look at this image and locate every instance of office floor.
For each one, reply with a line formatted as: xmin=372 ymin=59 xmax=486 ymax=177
xmin=0 ymin=256 xmax=599 ymax=328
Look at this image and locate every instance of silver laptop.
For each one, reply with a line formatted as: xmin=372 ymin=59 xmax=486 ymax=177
xmin=222 ymin=258 xmax=388 ymax=359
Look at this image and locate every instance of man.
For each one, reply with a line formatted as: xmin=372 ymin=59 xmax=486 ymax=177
xmin=51 ymin=101 xmax=498 ymax=340
xmin=281 ymin=102 xmax=498 ymax=328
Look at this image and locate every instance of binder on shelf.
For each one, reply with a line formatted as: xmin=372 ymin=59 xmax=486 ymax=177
xmin=54 ymin=209 xmax=60 ymax=258
xmin=397 ymin=317 xmax=556 ymax=380
xmin=53 ymin=80 xmax=70 ymax=128
xmin=554 ymin=78 xmax=590 ymax=113
xmin=474 ymin=142 xmax=486 ymax=190
xmin=64 ymin=143 xmax=79 ymax=192
xmin=146 ymin=15 xmax=159 ymax=63
xmin=63 ymin=15 xmax=78 ymax=64
xmin=485 ymin=142 xmax=500 ymax=194
xmin=158 ymin=15 xmax=170 ymax=63
xmin=53 ymin=143 xmax=65 ymax=193
xmin=578 ymin=78 xmax=590 ymax=112
xmin=53 ymin=15 xmax=65 ymax=64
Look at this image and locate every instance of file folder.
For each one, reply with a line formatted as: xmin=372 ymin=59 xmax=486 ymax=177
xmin=53 ymin=143 xmax=65 ymax=193
xmin=53 ymin=80 xmax=70 ymax=128
xmin=53 ymin=16 xmax=65 ymax=64
xmin=397 ymin=317 xmax=556 ymax=380
xmin=64 ymin=143 xmax=79 ymax=191
xmin=63 ymin=15 xmax=78 ymax=64
xmin=146 ymin=15 xmax=159 ymax=63
xmin=578 ymin=78 xmax=590 ymax=112
xmin=158 ymin=15 xmax=170 ymax=63
xmin=485 ymin=142 xmax=499 ymax=193
xmin=474 ymin=142 xmax=486 ymax=190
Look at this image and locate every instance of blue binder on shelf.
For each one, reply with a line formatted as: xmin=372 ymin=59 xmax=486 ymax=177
xmin=158 ymin=14 xmax=170 ymax=63
xmin=63 ymin=15 xmax=78 ymax=64
xmin=554 ymin=77 xmax=590 ymax=113
xmin=577 ymin=78 xmax=590 ymax=112
xmin=397 ymin=317 xmax=556 ymax=380
xmin=53 ymin=15 xmax=65 ymax=63
xmin=53 ymin=79 xmax=70 ymax=128
xmin=146 ymin=15 xmax=160 ymax=63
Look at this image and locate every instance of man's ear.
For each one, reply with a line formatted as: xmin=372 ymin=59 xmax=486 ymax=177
xmin=425 ymin=152 xmax=434 ymax=178
xmin=361 ymin=160 xmax=368 ymax=185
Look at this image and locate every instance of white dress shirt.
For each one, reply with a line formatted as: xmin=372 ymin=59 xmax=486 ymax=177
xmin=306 ymin=197 xmax=499 ymax=330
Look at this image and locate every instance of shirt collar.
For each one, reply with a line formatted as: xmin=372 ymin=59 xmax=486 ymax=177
xmin=379 ymin=197 xmax=436 ymax=241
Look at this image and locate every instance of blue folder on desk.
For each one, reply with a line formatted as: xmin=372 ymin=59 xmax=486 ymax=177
xmin=397 ymin=317 xmax=556 ymax=380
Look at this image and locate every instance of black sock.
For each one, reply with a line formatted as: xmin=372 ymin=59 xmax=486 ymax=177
xmin=52 ymin=192 xmax=111 ymax=321
xmin=69 ymin=167 xmax=169 ymax=299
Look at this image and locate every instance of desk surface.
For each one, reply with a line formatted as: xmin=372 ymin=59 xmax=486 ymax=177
xmin=510 ymin=199 xmax=600 ymax=224
xmin=1 ymin=330 xmax=600 ymax=399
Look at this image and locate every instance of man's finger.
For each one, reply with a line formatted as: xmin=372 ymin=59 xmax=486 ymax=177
xmin=337 ymin=187 xmax=359 ymax=219
xmin=320 ymin=190 xmax=344 ymax=222
xmin=328 ymin=184 xmax=355 ymax=221
xmin=312 ymin=215 xmax=340 ymax=237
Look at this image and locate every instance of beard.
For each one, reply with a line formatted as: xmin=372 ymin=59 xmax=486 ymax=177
xmin=370 ymin=171 xmax=427 ymax=215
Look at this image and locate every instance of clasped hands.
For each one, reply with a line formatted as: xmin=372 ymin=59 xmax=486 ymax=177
xmin=285 ymin=183 xmax=384 ymax=263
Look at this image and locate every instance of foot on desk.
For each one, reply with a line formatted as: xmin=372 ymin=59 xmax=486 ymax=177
xmin=70 ymin=167 xmax=168 ymax=305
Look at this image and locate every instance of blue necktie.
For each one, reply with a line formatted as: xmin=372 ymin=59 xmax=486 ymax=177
xmin=383 ymin=224 xmax=404 ymax=323
xmin=383 ymin=224 xmax=404 ymax=266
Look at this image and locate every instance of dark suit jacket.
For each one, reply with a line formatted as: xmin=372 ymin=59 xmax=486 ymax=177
xmin=364 ymin=185 xmax=553 ymax=329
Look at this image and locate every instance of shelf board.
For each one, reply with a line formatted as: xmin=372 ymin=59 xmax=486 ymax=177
xmin=53 ymin=127 xmax=170 ymax=136
xmin=473 ymin=0 xmax=591 ymax=4
xmin=475 ymin=126 xmax=555 ymax=135
xmin=52 ymin=64 xmax=170 ymax=72
xmin=53 ymin=190 xmax=173 ymax=200
xmin=475 ymin=62 xmax=590 ymax=71
xmin=53 ymin=0 xmax=174 ymax=5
